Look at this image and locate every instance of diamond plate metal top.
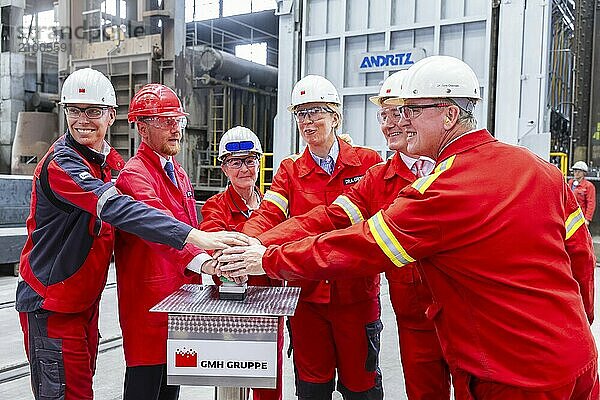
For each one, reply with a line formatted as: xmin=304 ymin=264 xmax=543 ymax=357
xmin=169 ymin=314 xmax=279 ymax=335
xmin=151 ymin=284 xmax=301 ymax=316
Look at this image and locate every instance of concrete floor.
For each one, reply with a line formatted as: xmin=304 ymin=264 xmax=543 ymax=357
xmin=1 ymin=267 xmax=599 ymax=399
xmin=0 ymin=267 xmax=403 ymax=400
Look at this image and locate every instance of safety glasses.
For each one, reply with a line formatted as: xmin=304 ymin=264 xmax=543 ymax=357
xmin=65 ymin=106 xmax=109 ymax=119
xmin=376 ymin=107 xmax=403 ymax=125
xmin=225 ymin=140 xmax=255 ymax=152
xmin=223 ymin=156 xmax=259 ymax=169
xmin=293 ymin=106 xmax=333 ymax=123
xmin=140 ymin=116 xmax=187 ymax=130
xmin=399 ymin=103 xmax=452 ymax=120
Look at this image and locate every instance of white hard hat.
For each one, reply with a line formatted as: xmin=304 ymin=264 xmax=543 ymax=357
xmin=572 ymin=161 xmax=589 ymax=172
xmin=61 ymin=68 xmax=117 ymax=107
xmin=386 ymin=56 xmax=480 ymax=106
xmin=218 ymin=126 xmax=263 ymax=161
xmin=369 ymin=70 xmax=408 ymax=106
xmin=288 ymin=75 xmax=341 ymax=111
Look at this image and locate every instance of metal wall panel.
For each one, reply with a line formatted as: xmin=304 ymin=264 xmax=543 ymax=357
xmin=415 ymin=0 xmax=437 ymax=23
xmin=441 ymin=0 xmax=464 ymax=20
xmin=368 ymin=0 xmax=388 ymax=30
xmin=306 ymin=0 xmax=328 ymax=36
xmin=465 ymin=0 xmax=486 ymax=17
xmin=392 ymin=0 xmax=416 ymax=26
xmin=306 ymin=39 xmax=342 ymax=89
xmin=343 ymin=95 xmax=384 ymax=149
xmin=294 ymin=0 xmax=492 ymax=155
xmin=346 ymin=0 xmax=368 ymax=31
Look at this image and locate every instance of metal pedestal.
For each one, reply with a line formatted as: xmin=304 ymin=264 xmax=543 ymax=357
xmin=151 ymin=284 xmax=300 ymax=400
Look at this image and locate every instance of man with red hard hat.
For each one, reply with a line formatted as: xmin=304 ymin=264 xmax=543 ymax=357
xmin=114 ymin=83 xmax=214 ymax=400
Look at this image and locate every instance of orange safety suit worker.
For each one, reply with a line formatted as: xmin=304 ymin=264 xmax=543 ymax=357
xmin=568 ymin=177 xmax=596 ymax=223
xmin=200 ymin=184 xmax=283 ymax=400
xmin=259 ymin=129 xmax=597 ymax=399
xmin=257 ymin=152 xmax=450 ymax=399
xmin=243 ymin=137 xmax=383 ymax=398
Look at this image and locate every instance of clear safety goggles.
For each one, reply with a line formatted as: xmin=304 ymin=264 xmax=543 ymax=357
xmin=293 ymin=106 xmax=333 ymax=123
xmin=65 ymin=106 xmax=109 ymax=119
xmin=140 ymin=116 xmax=187 ymax=130
xmin=399 ymin=103 xmax=452 ymax=120
xmin=223 ymin=155 xmax=260 ymax=169
xmin=376 ymin=103 xmax=452 ymax=124
xmin=376 ymin=106 xmax=403 ymax=125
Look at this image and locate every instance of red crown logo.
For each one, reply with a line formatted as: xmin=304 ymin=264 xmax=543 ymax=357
xmin=175 ymin=348 xmax=197 ymax=367
xmin=79 ymin=88 xmax=86 ymax=93
xmin=300 ymin=90 xmax=306 ymax=95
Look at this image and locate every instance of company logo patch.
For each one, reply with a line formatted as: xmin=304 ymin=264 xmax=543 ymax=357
xmin=186 ymin=190 xmax=194 ymax=198
xmin=79 ymin=88 xmax=86 ymax=93
xmin=344 ymin=175 xmax=363 ymax=185
xmin=78 ymin=172 xmax=93 ymax=180
xmin=175 ymin=348 xmax=197 ymax=367
xmin=360 ymin=53 xmax=414 ymax=69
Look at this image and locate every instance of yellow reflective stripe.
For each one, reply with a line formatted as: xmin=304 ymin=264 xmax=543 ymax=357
xmin=367 ymin=211 xmax=415 ymax=267
xmin=332 ymin=195 xmax=364 ymax=225
xmin=263 ymin=190 xmax=289 ymax=216
xmin=565 ymin=208 xmax=585 ymax=240
xmin=411 ymin=155 xmax=456 ymax=194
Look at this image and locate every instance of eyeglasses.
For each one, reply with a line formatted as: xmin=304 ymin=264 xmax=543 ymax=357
xmin=65 ymin=106 xmax=109 ymax=119
xmin=376 ymin=107 xmax=403 ymax=125
xmin=225 ymin=140 xmax=256 ymax=152
xmin=399 ymin=103 xmax=452 ymax=120
xmin=293 ymin=107 xmax=333 ymax=123
xmin=140 ymin=116 xmax=187 ymax=130
xmin=223 ymin=156 xmax=260 ymax=169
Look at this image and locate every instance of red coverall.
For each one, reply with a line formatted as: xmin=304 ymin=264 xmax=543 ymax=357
xmin=568 ymin=177 xmax=596 ymax=222
xmin=17 ymin=133 xmax=195 ymax=400
xmin=243 ymin=138 xmax=383 ymax=399
xmin=200 ymin=184 xmax=283 ymax=400
xmin=260 ymin=130 xmax=598 ymax=399
xmin=258 ymin=152 xmax=450 ymax=399
xmin=114 ymin=142 xmax=205 ymax=367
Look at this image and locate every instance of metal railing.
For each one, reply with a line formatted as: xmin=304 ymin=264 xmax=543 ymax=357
xmin=259 ymin=152 xmax=273 ymax=193
xmin=550 ymin=151 xmax=568 ymax=177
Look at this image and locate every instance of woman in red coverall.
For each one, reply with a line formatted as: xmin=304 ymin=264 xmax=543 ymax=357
xmin=200 ymin=126 xmax=283 ymax=400
xmin=242 ymin=75 xmax=383 ymax=400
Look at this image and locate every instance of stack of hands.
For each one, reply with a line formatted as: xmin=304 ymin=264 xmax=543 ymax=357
xmin=186 ymin=229 xmax=268 ymax=283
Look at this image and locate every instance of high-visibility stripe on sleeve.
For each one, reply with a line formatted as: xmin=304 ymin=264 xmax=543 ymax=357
xmin=263 ymin=190 xmax=289 ymax=216
xmin=367 ymin=211 xmax=415 ymax=267
xmin=565 ymin=207 xmax=585 ymax=240
xmin=97 ymin=186 xmax=119 ymax=217
xmin=332 ymin=195 xmax=364 ymax=225
xmin=411 ymin=155 xmax=456 ymax=194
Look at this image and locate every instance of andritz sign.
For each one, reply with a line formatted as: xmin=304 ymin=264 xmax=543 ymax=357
xmin=357 ymin=48 xmax=426 ymax=73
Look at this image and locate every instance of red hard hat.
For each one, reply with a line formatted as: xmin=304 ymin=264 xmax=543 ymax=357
xmin=128 ymin=83 xmax=189 ymax=123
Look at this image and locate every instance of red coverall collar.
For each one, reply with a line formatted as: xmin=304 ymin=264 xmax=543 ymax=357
xmin=384 ymin=152 xmax=416 ymax=181
xmin=296 ymin=137 xmax=362 ymax=178
xmin=436 ymin=129 xmax=496 ymax=164
xmin=224 ymin=184 xmax=262 ymax=219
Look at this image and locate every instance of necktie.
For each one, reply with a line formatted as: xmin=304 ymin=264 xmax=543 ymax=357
xmin=164 ymin=161 xmax=177 ymax=186
xmin=413 ymin=159 xmax=425 ymax=178
xmin=321 ymin=156 xmax=334 ymax=175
